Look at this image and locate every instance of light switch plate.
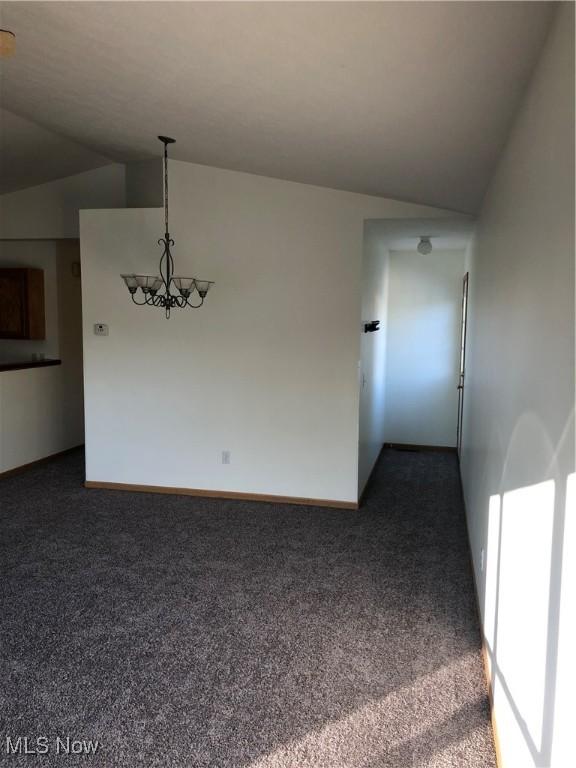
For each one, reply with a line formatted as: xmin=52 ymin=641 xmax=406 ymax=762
xmin=94 ymin=323 xmax=109 ymax=336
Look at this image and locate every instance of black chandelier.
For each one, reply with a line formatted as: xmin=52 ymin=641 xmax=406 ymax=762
xmin=121 ymin=136 xmax=214 ymax=318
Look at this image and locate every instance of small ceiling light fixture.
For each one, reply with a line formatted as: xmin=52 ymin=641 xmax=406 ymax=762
xmin=121 ymin=136 xmax=214 ymax=318
xmin=417 ymin=236 xmax=433 ymax=255
xmin=0 ymin=29 xmax=16 ymax=58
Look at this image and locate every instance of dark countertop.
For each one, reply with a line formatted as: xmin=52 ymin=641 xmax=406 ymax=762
xmin=0 ymin=359 xmax=62 ymax=373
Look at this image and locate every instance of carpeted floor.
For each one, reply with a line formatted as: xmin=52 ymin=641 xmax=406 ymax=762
xmin=0 ymin=448 xmax=496 ymax=767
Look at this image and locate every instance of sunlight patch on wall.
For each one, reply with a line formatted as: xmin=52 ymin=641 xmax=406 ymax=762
xmin=495 ymin=479 xmax=555 ymax=750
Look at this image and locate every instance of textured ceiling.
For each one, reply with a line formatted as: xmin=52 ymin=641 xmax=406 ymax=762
xmin=0 ymin=1 xmax=554 ymax=211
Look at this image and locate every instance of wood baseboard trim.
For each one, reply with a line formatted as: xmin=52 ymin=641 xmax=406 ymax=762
xmin=457 ymin=467 xmax=504 ymax=768
xmin=383 ymin=442 xmax=457 ymax=453
xmin=84 ymin=480 xmax=358 ymax=510
xmin=0 ymin=445 xmax=84 ymax=479
xmin=481 ymin=638 xmax=504 ymax=768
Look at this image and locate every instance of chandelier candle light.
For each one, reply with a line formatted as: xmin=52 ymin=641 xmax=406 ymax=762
xmin=121 ymin=136 xmax=214 ymax=318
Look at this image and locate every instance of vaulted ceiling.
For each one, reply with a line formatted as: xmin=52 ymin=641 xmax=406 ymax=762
xmin=0 ymin=108 xmax=112 ymax=194
xmin=0 ymin=1 xmax=554 ymax=212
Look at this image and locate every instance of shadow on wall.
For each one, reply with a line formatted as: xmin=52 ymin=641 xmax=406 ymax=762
xmin=476 ymin=409 xmax=575 ymax=767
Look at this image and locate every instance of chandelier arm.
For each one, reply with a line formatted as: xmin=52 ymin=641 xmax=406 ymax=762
xmin=131 ymin=293 xmax=149 ymax=306
xmin=185 ymin=296 xmax=205 ymax=309
xmin=158 ymin=238 xmax=169 ymax=289
xmin=167 ymin=243 xmax=175 ymax=289
xmin=158 ymin=237 xmax=176 ymax=293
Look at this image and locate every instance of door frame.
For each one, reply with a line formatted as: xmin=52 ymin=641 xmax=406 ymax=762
xmin=457 ymin=271 xmax=469 ymax=458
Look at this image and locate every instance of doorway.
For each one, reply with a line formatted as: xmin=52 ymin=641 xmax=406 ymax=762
xmin=0 ymin=238 xmax=84 ymax=475
xmin=358 ymin=218 xmax=475 ymax=498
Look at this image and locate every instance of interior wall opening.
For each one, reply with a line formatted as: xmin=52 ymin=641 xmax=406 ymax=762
xmin=358 ymin=217 xmax=475 ymax=497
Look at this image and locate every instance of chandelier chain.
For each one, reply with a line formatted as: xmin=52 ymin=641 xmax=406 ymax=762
xmin=163 ymin=140 xmax=169 ymax=236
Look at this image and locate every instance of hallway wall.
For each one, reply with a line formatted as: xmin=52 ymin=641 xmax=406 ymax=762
xmin=460 ymin=4 xmax=574 ymax=767
xmin=358 ymin=222 xmax=390 ymax=494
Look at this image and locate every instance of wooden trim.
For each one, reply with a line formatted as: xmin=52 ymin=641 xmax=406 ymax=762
xmin=0 ymin=358 xmax=61 ymax=372
xmin=0 ymin=445 xmax=84 ymax=479
xmin=85 ymin=480 xmax=358 ymax=510
xmin=458 ymin=467 xmax=504 ymax=768
xmin=358 ymin=443 xmax=386 ymax=507
xmin=383 ymin=442 xmax=457 ymax=453
xmin=481 ymin=639 xmax=504 ymax=768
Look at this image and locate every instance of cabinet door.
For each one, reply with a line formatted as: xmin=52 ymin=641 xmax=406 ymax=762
xmin=26 ymin=269 xmax=46 ymax=339
xmin=0 ymin=269 xmax=27 ymax=338
xmin=0 ymin=268 xmax=45 ymax=340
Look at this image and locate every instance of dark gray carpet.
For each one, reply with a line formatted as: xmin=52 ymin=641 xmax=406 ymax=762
xmin=0 ymin=448 xmax=496 ymax=767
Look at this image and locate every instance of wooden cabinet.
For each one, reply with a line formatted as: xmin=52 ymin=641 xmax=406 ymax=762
xmin=0 ymin=268 xmax=45 ymax=340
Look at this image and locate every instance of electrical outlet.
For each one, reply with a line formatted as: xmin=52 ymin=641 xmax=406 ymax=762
xmin=221 ymin=450 xmax=231 ymax=465
xmin=480 ymin=548 xmax=485 ymax=572
xmin=94 ymin=323 xmax=109 ymax=336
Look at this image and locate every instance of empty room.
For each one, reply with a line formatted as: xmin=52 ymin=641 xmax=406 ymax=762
xmin=0 ymin=2 xmax=574 ymax=767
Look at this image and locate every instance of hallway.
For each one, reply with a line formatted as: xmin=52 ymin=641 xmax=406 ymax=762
xmin=0 ymin=449 xmax=496 ymax=767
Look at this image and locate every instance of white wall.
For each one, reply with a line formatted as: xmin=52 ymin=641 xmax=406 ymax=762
xmin=358 ymin=222 xmax=390 ymax=494
xmin=384 ymin=248 xmax=466 ymax=447
xmin=460 ymin=5 xmax=574 ymax=768
xmin=0 ymin=164 xmax=126 ymax=239
xmin=0 ymin=240 xmax=84 ymax=472
xmin=126 ymin=160 xmax=163 ymax=208
xmin=0 ymin=364 xmax=83 ymax=473
xmin=81 ymin=160 xmax=451 ymax=503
